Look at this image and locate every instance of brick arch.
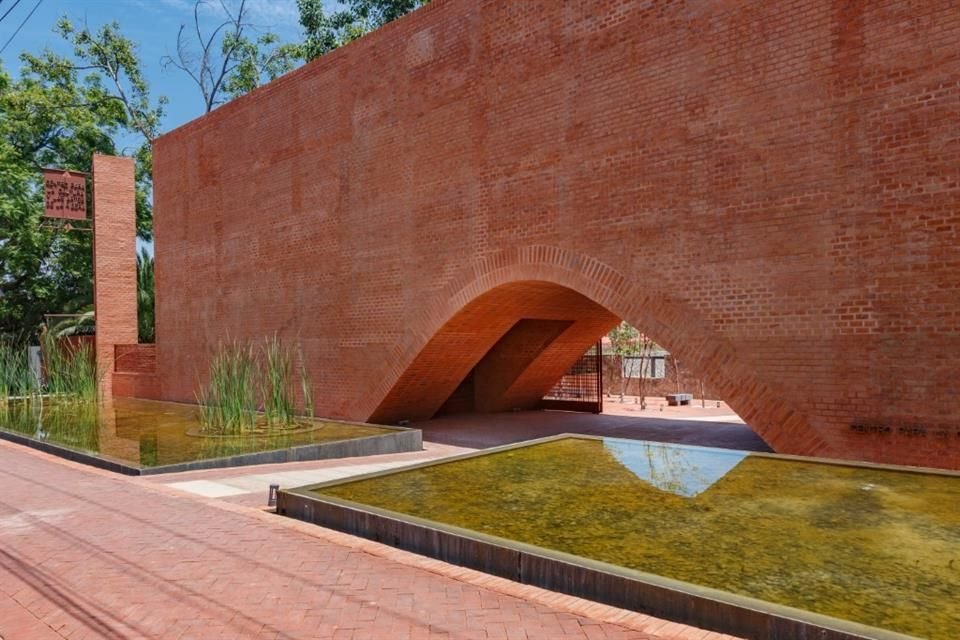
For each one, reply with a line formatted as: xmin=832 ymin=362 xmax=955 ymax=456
xmin=366 ymin=246 xmax=827 ymax=457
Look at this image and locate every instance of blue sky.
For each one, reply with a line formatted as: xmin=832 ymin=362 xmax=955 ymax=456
xmin=0 ymin=0 xmax=336 ymax=134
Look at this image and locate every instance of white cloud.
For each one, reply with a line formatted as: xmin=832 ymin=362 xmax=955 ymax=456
xmin=153 ymin=0 xmax=195 ymax=12
xmin=244 ymin=0 xmax=300 ymax=24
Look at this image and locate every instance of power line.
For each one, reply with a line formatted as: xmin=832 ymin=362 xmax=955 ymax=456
xmin=0 ymin=0 xmax=23 ymax=26
xmin=0 ymin=0 xmax=40 ymax=55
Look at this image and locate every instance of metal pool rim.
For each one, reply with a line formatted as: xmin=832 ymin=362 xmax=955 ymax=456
xmin=278 ymin=434 xmax=952 ymax=640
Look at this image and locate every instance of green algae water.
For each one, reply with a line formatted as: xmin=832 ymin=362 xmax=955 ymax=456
xmin=0 ymin=397 xmax=393 ymax=468
xmin=316 ymin=437 xmax=960 ymax=639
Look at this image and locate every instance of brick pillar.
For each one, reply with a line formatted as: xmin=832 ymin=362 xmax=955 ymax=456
xmin=92 ymin=155 xmax=138 ymax=399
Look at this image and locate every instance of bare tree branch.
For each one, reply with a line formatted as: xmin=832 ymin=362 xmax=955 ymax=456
xmin=163 ymin=0 xmax=254 ymax=113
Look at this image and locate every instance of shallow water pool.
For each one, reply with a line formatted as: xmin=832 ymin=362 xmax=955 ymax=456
xmin=314 ymin=437 xmax=960 ymax=639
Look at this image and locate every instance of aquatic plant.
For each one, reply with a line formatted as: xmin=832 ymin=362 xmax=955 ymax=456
xmin=0 ymin=395 xmax=99 ymax=451
xmin=0 ymin=340 xmax=38 ymax=400
xmin=262 ymin=334 xmax=295 ymax=426
xmin=37 ymin=398 xmax=99 ymax=450
xmin=39 ymin=333 xmax=99 ymax=401
xmin=196 ymin=340 xmax=258 ymax=434
xmin=297 ymin=345 xmax=314 ymax=418
xmin=197 ymin=336 xmax=316 ymax=434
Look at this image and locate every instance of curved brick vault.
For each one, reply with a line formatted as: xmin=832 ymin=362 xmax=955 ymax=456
xmin=366 ymin=251 xmax=823 ymax=456
xmin=150 ymin=0 xmax=960 ymax=468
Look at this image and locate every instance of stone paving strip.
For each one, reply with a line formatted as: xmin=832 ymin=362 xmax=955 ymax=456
xmin=0 ymin=439 xmax=741 ymax=640
xmin=152 ymin=442 xmax=473 ymax=506
xmin=162 ymin=446 xmax=468 ymax=499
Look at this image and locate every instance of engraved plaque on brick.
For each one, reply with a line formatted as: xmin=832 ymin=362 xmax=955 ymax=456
xmin=43 ymin=168 xmax=88 ymax=220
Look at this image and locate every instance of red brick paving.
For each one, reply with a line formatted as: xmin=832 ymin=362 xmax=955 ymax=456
xmin=0 ymin=441 xmax=739 ymax=640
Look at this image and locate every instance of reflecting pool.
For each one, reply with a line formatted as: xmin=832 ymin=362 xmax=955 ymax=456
xmin=0 ymin=397 xmax=397 ymax=469
xmin=315 ymin=437 xmax=960 ymax=639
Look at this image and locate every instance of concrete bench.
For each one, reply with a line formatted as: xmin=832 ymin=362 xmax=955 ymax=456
xmin=665 ymin=393 xmax=693 ymax=406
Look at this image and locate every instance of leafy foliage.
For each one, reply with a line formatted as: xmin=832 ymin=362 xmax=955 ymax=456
xmin=0 ymin=19 xmax=162 ymax=343
xmin=163 ymin=0 xmax=301 ymax=112
xmin=137 ymin=248 xmax=154 ymax=343
xmin=297 ymin=0 xmax=430 ymax=61
xmin=607 ymin=321 xmax=640 ymax=356
xmin=49 ymin=309 xmax=94 ymax=337
xmin=1 ymin=1 xmax=425 ymax=345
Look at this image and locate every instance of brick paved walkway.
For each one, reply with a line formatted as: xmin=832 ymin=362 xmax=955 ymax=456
xmin=0 ymin=441 xmax=738 ymax=640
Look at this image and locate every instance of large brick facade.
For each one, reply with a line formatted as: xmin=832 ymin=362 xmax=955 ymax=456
xmin=152 ymin=0 xmax=960 ymax=469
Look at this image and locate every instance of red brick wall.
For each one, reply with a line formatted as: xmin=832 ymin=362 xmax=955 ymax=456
xmin=112 ymin=372 xmax=161 ymax=400
xmin=152 ymin=0 xmax=960 ymax=469
xmin=92 ymin=155 xmax=138 ymax=399
xmin=111 ymin=344 xmax=161 ymax=399
xmin=114 ymin=344 xmax=156 ymax=375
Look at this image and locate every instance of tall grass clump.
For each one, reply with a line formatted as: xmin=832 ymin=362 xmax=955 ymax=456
xmin=39 ymin=333 xmax=99 ymax=401
xmin=196 ymin=340 xmax=258 ymax=434
xmin=197 ymin=336 xmax=314 ymax=434
xmin=262 ymin=334 xmax=295 ymax=426
xmin=297 ymin=345 xmax=314 ymax=419
xmin=0 ymin=341 xmax=38 ymax=400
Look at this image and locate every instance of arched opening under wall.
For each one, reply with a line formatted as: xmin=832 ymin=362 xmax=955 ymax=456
xmin=369 ymin=279 xmax=767 ymax=452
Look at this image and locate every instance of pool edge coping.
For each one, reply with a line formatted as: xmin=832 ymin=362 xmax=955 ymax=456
xmin=0 ymin=419 xmax=422 ymax=475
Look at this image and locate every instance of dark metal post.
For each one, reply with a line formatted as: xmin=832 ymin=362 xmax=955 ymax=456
xmin=595 ymin=340 xmax=603 ymax=414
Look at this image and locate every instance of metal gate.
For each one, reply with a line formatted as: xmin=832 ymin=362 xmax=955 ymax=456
xmin=540 ymin=342 xmax=603 ymax=413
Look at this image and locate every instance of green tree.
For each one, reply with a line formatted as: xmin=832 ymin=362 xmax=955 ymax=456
xmin=0 ymin=19 xmax=163 ymax=342
xmin=222 ymin=32 xmax=301 ymax=101
xmin=607 ymin=321 xmax=639 ymax=402
xmin=137 ymin=247 xmax=154 ymax=343
xmin=607 ymin=322 xmax=658 ymax=408
xmin=297 ymin=0 xmax=430 ymax=62
xmin=163 ymin=0 xmax=301 ymax=112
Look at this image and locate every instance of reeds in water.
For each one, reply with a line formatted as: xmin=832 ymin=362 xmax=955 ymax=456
xmin=0 ymin=341 xmax=38 ymax=400
xmin=262 ymin=334 xmax=295 ymax=426
xmin=298 ymin=345 xmax=314 ymax=419
xmin=197 ymin=336 xmax=315 ymax=434
xmin=40 ymin=334 xmax=99 ymax=401
xmin=196 ymin=340 xmax=258 ymax=434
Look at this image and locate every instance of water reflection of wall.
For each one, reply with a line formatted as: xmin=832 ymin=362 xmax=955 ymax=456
xmin=96 ymin=398 xmax=141 ymax=462
xmin=603 ymin=439 xmax=747 ymax=498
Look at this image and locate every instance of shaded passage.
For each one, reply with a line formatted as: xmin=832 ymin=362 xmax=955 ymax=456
xmin=418 ymin=409 xmax=770 ymax=452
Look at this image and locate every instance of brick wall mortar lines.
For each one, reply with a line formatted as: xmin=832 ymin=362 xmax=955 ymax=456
xmin=92 ymin=155 xmax=138 ymax=399
xmin=151 ymin=0 xmax=960 ymax=469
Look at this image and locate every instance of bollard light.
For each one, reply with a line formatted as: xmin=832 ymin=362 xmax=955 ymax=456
xmin=268 ymin=483 xmax=279 ymax=507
